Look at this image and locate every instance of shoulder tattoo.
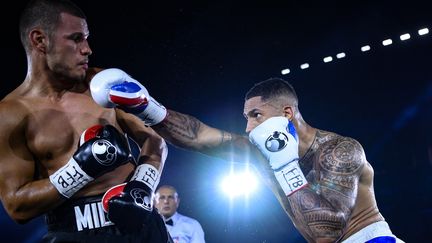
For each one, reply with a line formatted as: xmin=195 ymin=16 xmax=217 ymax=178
xmin=319 ymin=137 xmax=364 ymax=174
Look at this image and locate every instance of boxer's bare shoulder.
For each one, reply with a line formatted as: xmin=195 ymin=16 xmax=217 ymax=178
xmin=317 ymin=133 xmax=365 ymax=173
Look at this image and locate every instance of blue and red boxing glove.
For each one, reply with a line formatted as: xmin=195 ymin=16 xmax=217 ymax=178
xmin=90 ymin=68 xmax=167 ymax=126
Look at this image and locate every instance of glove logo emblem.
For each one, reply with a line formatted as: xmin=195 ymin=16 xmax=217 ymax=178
xmin=130 ymin=188 xmax=153 ymax=211
xmin=91 ymin=139 xmax=117 ymax=166
xmin=265 ymin=131 xmax=289 ymax=152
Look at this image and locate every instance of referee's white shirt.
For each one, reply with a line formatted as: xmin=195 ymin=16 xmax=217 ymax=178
xmin=165 ymin=212 xmax=205 ymax=243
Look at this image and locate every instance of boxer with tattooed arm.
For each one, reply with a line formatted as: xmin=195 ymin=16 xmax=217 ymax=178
xmin=91 ymin=68 xmax=404 ymax=243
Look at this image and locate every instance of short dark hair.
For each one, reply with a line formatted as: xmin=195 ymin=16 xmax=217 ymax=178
xmin=19 ymin=0 xmax=86 ymax=52
xmin=245 ymin=77 xmax=298 ymax=105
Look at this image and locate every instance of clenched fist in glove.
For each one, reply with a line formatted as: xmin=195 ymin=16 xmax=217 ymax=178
xmin=49 ymin=125 xmax=132 ymax=198
xmin=90 ymin=68 xmax=167 ymax=126
xmin=102 ymin=163 xmax=160 ymax=232
xmin=249 ymin=116 xmax=308 ymax=196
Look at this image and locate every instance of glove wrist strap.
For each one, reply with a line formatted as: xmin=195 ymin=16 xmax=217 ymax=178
xmin=274 ymin=160 xmax=308 ymax=196
xmin=130 ymin=164 xmax=160 ymax=191
xmin=49 ymin=157 xmax=94 ymax=198
xmin=137 ymin=96 xmax=167 ymax=126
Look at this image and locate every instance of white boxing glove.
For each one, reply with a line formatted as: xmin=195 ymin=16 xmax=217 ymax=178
xmin=249 ymin=116 xmax=308 ymax=196
xmin=90 ymin=68 xmax=167 ymax=126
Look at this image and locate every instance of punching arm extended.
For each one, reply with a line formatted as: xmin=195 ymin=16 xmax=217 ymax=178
xmin=89 ymin=68 xmax=252 ymax=160
xmin=90 ymin=68 xmax=167 ymax=126
xmin=153 ymin=109 xmax=253 ymax=160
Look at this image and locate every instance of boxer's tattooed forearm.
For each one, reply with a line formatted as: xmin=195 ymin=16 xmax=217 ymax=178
xmin=161 ymin=111 xmax=201 ymax=141
xmin=220 ymin=130 xmax=234 ymax=145
xmin=289 ymin=188 xmax=345 ymax=239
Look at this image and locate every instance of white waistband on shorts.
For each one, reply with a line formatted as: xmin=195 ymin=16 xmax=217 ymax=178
xmin=342 ymin=221 xmax=405 ymax=243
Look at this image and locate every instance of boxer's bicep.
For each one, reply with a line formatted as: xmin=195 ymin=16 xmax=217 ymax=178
xmin=286 ymin=137 xmax=365 ymax=240
xmin=0 ymin=134 xmax=34 ymax=196
xmin=0 ymin=109 xmax=39 ymax=219
xmin=317 ymin=137 xmax=365 ymax=212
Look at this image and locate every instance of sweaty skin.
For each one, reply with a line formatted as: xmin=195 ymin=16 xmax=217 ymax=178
xmin=153 ymin=96 xmax=384 ymax=242
xmin=0 ymin=13 xmax=165 ymax=224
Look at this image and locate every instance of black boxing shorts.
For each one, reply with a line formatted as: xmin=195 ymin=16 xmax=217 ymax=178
xmin=42 ymin=194 xmax=173 ymax=243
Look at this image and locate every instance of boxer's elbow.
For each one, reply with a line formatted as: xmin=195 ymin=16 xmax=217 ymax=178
xmin=315 ymin=238 xmax=339 ymax=243
xmin=4 ymin=202 xmax=33 ymax=224
xmin=2 ymin=195 xmax=37 ymax=224
xmin=309 ymin=211 xmax=349 ymax=242
xmin=11 ymin=214 xmax=32 ymax=224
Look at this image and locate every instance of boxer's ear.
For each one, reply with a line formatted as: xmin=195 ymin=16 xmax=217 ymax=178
xmin=282 ymin=105 xmax=294 ymax=121
xmin=29 ymin=29 xmax=47 ymax=53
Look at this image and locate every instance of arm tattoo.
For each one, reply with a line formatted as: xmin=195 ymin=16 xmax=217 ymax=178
xmin=158 ymin=110 xmax=201 ymax=142
xmin=319 ymin=137 xmax=364 ymax=198
xmin=156 ymin=110 xmax=238 ymax=155
xmin=286 ymin=133 xmax=365 ymax=241
xmin=220 ymin=130 xmax=233 ymax=145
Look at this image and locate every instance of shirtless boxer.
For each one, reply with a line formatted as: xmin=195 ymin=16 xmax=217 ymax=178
xmin=90 ymin=67 xmax=404 ymax=242
xmin=0 ymin=1 xmax=171 ymax=242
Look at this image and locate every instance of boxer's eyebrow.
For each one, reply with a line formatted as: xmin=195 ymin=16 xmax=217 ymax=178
xmin=244 ymin=108 xmax=261 ymax=119
xmin=67 ymin=32 xmax=88 ymax=42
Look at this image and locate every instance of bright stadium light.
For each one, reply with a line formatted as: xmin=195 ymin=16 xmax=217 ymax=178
xmin=277 ymin=26 xmax=427 ymax=76
xmin=400 ymin=33 xmax=411 ymax=41
xmin=300 ymin=63 xmax=309 ymax=69
xmin=418 ymin=28 xmax=429 ymax=35
xmin=361 ymin=45 xmax=371 ymax=52
xmin=323 ymin=56 xmax=333 ymax=63
xmin=281 ymin=68 xmax=290 ymax=75
xmin=336 ymin=52 xmax=346 ymax=59
xmin=382 ymin=39 xmax=393 ymax=46
xmin=221 ymin=171 xmax=258 ymax=198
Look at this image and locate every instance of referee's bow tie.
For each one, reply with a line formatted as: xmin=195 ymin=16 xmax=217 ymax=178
xmin=165 ymin=219 xmax=174 ymax=226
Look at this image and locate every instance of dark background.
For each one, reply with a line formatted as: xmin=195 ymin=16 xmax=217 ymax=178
xmin=1 ymin=1 xmax=431 ymax=242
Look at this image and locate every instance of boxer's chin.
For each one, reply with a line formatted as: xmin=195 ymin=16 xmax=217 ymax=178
xmin=85 ymin=67 xmax=104 ymax=83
